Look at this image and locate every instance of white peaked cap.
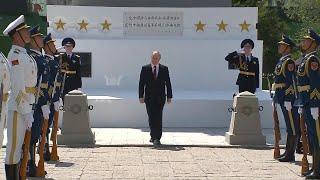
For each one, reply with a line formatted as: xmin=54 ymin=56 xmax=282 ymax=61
xmin=3 ymin=15 xmax=29 ymax=36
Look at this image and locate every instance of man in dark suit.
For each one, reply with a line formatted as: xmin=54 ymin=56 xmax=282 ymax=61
xmin=139 ymin=51 xmax=172 ymax=146
xmin=225 ymin=39 xmax=259 ymax=94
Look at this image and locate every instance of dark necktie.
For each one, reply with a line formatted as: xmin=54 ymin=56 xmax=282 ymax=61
xmin=153 ymin=66 xmax=157 ymax=79
xmin=246 ymin=56 xmax=250 ymax=63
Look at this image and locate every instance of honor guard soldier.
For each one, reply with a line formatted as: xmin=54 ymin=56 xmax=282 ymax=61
xmin=3 ymin=15 xmax=37 ymax=180
xmin=225 ymin=39 xmax=260 ymax=94
xmin=0 ymin=51 xmax=10 ymax=149
xmin=296 ymin=29 xmax=320 ymax=179
xmin=61 ymin=37 xmax=82 ymax=99
xmin=273 ymin=35 xmax=300 ymax=162
xmin=43 ymin=33 xmax=63 ymax=161
xmin=27 ymin=26 xmax=51 ymax=176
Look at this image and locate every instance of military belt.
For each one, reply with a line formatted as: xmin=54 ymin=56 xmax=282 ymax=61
xmin=61 ymin=70 xmax=76 ymax=74
xmin=55 ymin=82 xmax=61 ymax=87
xmin=239 ymin=71 xmax=255 ymax=76
xmin=2 ymin=93 xmax=9 ymax=102
xmin=298 ymin=85 xmax=310 ymax=92
xmin=25 ymin=87 xmax=37 ymax=94
xmin=272 ymin=83 xmax=286 ymax=90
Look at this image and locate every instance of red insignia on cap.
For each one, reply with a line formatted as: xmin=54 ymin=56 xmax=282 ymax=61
xmin=11 ymin=60 xmax=19 ymax=66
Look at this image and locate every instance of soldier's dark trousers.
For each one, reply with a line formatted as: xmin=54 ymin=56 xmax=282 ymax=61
xmin=280 ymin=105 xmax=300 ymax=137
xmin=304 ymin=106 xmax=316 ymax=153
xmin=47 ymin=103 xmax=55 ymax=137
xmin=32 ymin=106 xmax=44 ymax=144
xmin=5 ymin=164 xmax=19 ymax=180
xmin=145 ymin=98 xmax=165 ymax=141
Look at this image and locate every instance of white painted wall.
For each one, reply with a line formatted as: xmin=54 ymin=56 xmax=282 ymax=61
xmin=47 ymin=6 xmax=258 ymax=40
xmin=54 ymin=39 xmax=263 ymax=92
xmin=47 ymin=6 xmax=282 ymax=129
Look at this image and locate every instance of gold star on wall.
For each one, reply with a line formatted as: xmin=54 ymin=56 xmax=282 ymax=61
xmin=195 ymin=21 xmax=206 ymax=32
xmin=239 ymin=20 xmax=250 ymax=32
xmin=55 ymin=19 xmax=66 ymax=30
xmin=101 ymin=20 xmax=112 ymax=31
xmin=78 ymin=19 xmax=89 ymax=31
xmin=217 ymin=20 xmax=228 ymax=32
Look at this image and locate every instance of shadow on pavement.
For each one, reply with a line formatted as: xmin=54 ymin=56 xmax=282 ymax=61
xmin=150 ymin=145 xmax=185 ymax=151
xmin=54 ymin=161 xmax=75 ymax=167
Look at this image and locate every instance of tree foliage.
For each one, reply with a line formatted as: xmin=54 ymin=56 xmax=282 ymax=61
xmin=233 ymin=0 xmax=320 ymax=89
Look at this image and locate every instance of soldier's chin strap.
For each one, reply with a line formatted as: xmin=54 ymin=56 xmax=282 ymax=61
xmin=31 ymin=38 xmax=41 ymax=51
xmin=304 ymin=41 xmax=316 ymax=53
xmin=46 ymin=44 xmax=57 ymax=56
xmin=17 ymin=31 xmax=27 ymax=44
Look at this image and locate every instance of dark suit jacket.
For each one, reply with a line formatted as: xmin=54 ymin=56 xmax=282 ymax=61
xmin=139 ymin=64 xmax=173 ymax=102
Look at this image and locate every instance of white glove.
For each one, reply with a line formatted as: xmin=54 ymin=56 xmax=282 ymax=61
xmin=284 ymin=101 xmax=292 ymax=111
xmin=54 ymin=100 xmax=61 ymax=112
xmin=236 ymin=48 xmax=244 ymax=54
xmin=41 ymin=105 xmax=50 ymax=119
xmin=311 ymin=107 xmax=319 ymax=120
xmin=298 ymin=107 xmax=303 ymax=114
xmin=272 ymin=102 xmax=279 ymax=108
xmin=23 ymin=113 xmax=34 ymax=130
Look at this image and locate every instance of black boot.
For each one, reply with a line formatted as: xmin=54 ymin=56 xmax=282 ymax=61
xmin=44 ymin=143 xmax=51 ymax=161
xmin=303 ymin=151 xmax=315 ymax=176
xmin=306 ymin=148 xmax=320 ymax=179
xmin=278 ymin=135 xmax=296 ymax=162
xmin=27 ymin=143 xmax=37 ymax=177
xmin=5 ymin=164 xmax=19 ymax=180
xmin=277 ymin=135 xmax=289 ymax=159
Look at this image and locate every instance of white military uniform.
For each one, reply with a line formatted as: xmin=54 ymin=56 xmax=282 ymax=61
xmin=0 ymin=52 xmax=10 ymax=149
xmin=5 ymin=45 xmax=37 ymax=164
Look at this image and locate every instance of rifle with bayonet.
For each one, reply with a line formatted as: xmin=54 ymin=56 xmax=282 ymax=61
xmin=292 ymin=74 xmax=309 ymax=175
xmin=266 ymin=73 xmax=281 ymax=159
xmin=20 ymin=75 xmax=42 ymax=180
xmin=36 ymin=73 xmax=49 ymax=176
xmin=50 ymin=54 xmax=66 ymax=161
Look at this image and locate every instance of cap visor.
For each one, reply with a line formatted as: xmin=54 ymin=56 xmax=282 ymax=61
xmin=16 ymin=24 xmax=30 ymax=31
xmin=31 ymin=33 xmax=43 ymax=37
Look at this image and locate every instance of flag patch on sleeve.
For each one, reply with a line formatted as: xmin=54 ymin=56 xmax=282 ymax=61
xmin=11 ymin=60 xmax=19 ymax=66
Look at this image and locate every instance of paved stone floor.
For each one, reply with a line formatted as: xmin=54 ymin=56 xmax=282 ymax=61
xmin=2 ymin=128 xmax=288 ymax=147
xmin=0 ymin=128 xmax=309 ymax=179
xmin=0 ymin=146 xmax=308 ymax=179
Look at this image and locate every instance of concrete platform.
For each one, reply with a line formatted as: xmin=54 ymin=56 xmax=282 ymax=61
xmin=82 ymin=90 xmax=285 ymax=129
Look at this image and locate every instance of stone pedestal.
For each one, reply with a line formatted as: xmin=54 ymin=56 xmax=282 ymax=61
xmin=58 ymin=90 xmax=95 ymax=145
xmin=225 ymin=91 xmax=266 ymax=145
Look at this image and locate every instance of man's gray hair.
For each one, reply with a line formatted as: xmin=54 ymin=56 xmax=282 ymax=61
xmin=152 ymin=50 xmax=161 ymax=57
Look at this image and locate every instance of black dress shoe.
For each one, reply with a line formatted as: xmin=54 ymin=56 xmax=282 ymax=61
xmin=278 ymin=155 xmax=295 ymax=162
xmin=153 ymin=139 xmax=161 ymax=146
xmin=302 ymin=169 xmax=313 ymax=177
xmin=305 ymin=172 xmax=320 ymax=179
xmin=149 ymin=138 xmax=154 ymax=143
